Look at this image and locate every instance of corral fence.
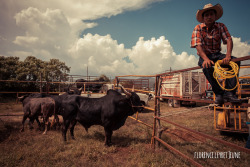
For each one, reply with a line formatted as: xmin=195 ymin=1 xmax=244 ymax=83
xmin=0 ymin=75 xmax=110 ymax=99
xmin=115 ymin=55 xmax=250 ymax=167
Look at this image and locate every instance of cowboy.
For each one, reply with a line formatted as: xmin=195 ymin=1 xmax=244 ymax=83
xmin=191 ymin=3 xmax=240 ymax=105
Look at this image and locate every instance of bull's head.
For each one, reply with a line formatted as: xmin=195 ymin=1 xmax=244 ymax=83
xmin=17 ymin=95 xmax=28 ymax=102
xmin=120 ymin=86 xmax=143 ymax=113
xmin=68 ymin=87 xmax=83 ymax=95
xmin=120 ymin=86 xmax=131 ymax=98
xmin=18 ymin=95 xmax=25 ymax=100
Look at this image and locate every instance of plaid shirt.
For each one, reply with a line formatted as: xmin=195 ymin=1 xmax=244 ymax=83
xmin=191 ymin=22 xmax=231 ymax=55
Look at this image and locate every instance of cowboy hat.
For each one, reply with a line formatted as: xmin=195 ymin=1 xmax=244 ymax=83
xmin=196 ymin=3 xmax=223 ymax=23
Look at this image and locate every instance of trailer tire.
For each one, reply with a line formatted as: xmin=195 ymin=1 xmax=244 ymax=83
xmin=173 ymin=99 xmax=180 ymax=108
xmin=168 ymin=99 xmax=173 ymax=107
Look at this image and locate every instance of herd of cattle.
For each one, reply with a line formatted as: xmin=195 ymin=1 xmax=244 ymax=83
xmin=18 ymin=86 xmax=143 ymax=146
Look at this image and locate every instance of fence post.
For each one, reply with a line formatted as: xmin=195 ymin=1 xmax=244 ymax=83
xmin=40 ymin=72 xmax=42 ymax=93
xmin=16 ymin=92 xmax=18 ymax=104
xmin=46 ymin=81 xmax=49 ymax=94
xmin=59 ymin=77 xmax=61 ymax=93
xmin=156 ymin=76 xmax=164 ymax=148
xmin=152 ymin=76 xmax=157 ymax=149
xmin=153 ymin=76 xmax=164 ymax=149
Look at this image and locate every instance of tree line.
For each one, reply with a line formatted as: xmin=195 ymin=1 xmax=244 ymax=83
xmin=0 ymin=56 xmax=111 ymax=96
xmin=0 ymin=56 xmax=71 ymax=94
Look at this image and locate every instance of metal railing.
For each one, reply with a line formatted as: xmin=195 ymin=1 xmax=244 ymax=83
xmin=115 ymin=55 xmax=250 ymax=167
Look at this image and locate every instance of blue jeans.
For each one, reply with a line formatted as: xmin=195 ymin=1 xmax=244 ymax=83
xmin=246 ymin=125 xmax=250 ymax=149
xmin=246 ymin=135 xmax=250 ymax=149
xmin=198 ymin=52 xmax=240 ymax=96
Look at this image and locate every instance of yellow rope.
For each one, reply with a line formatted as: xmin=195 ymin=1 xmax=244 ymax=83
xmin=213 ymin=60 xmax=239 ymax=91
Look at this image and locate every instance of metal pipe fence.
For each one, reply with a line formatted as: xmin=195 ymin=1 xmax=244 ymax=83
xmin=115 ymin=55 xmax=250 ymax=166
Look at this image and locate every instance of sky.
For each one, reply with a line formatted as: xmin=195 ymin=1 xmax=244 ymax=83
xmin=1 ymin=0 xmax=250 ymax=77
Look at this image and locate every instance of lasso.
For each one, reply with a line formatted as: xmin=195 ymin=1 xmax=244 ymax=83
xmin=213 ymin=60 xmax=239 ymax=91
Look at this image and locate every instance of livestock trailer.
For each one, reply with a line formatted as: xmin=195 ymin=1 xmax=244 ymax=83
xmin=160 ymin=71 xmax=207 ymax=107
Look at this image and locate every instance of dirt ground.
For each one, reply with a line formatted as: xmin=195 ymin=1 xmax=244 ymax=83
xmin=0 ymin=99 xmax=249 ymax=167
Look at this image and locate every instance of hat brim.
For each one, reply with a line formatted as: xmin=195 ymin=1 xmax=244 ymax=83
xmin=196 ymin=4 xmax=223 ymax=23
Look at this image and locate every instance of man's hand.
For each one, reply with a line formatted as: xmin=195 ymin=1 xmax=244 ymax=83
xmin=222 ymin=53 xmax=231 ymax=65
xmin=196 ymin=45 xmax=214 ymax=68
xmin=202 ymin=59 xmax=214 ymax=68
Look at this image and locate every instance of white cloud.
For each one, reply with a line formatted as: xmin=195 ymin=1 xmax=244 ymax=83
xmin=13 ymin=36 xmax=39 ymax=47
xmin=14 ymin=7 xmax=72 ymax=48
xmin=68 ymin=33 xmax=133 ymax=75
xmin=11 ymin=7 xmax=74 ymax=61
xmin=0 ymin=0 xmax=164 ymax=77
xmin=221 ymin=37 xmax=250 ymax=76
xmin=129 ymin=36 xmax=198 ymax=74
xmin=221 ymin=37 xmax=250 ymax=59
xmin=69 ymin=34 xmax=198 ymax=76
xmin=0 ymin=0 xmax=249 ymax=79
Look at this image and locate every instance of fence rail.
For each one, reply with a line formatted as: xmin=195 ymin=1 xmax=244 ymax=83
xmin=115 ymin=55 xmax=250 ymax=166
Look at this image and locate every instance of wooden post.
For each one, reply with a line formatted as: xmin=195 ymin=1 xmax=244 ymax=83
xmin=16 ymin=92 xmax=18 ymax=104
xmin=152 ymin=76 xmax=158 ymax=149
xmin=84 ymin=83 xmax=86 ymax=93
xmin=152 ymin=76 xmax=164 ymax=149
xmin=46 ymin=81 xmax=49 ymax=95
xmin=40 ymin=72 xmax=42 ymax=93
xmin=59 ymin=77 xmax=61 ymax=93
xmin=156 ymin=76 xmax=163 ymax=148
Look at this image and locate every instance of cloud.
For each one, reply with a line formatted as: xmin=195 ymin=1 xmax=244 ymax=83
xmin=129 ymin=36 xmax=198 ymax=74
xmin=14 ymin=7 xmax=72 ymax=47
xmin=0 ymin=0 xmax=163 ymax=37
xmin=68 ymin=33 xmax=134 ymax=75
xmin=1 ymin=0 xmax=249 ymax=79
xmin=69 ymin=34 xmax=198 ymax=76
xmin=221 ymin=37 xmax=250 ymax=59
xmin=0 ymin=0 xmax=164 ymax=76
xmin=221 ymin=37 xmax=250 ymax=76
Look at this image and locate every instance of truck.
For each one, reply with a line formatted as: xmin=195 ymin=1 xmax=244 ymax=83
xmin=81 ymin=83 xmax=152 ymax=107
xmin=160 ymin=71 xmax=207 ymax=107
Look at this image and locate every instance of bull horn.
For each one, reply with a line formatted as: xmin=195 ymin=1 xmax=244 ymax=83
xmin=18 ymin=96 xmax=24 ymax=99
xmin=120 ymin=86 xmax=132 ymax=97
xmin=78 ymin=87 xmax=83 ymax=91
xmin=132 ymin=85 xmax=135 ymax=92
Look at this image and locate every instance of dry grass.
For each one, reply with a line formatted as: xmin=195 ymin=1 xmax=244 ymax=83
xmin=0 ymin=100 xmax=249 ymax=167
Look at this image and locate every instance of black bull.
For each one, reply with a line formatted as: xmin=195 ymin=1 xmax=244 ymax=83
xmin=60 ymin=88 xmax=143 ymax=146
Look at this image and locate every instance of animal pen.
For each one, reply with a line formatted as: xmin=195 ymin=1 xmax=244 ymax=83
xmin=1 ymin=56 xmax=250 ymax=166
xmin=115 ymin=55 xmax=250 ymax=167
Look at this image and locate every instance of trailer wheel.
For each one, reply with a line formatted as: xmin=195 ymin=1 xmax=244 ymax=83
xmin=173 ymin=99 xmax=180 ymax=108
xmin=168 ymin=99 xmax=173 ymax=107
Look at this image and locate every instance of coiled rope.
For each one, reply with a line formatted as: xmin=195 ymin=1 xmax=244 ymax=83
xmin=213 ymin=60 xmax=239 ymax=91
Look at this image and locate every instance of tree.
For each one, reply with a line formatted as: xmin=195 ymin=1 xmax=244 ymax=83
xmin=16 ymin=56 xmax=44 ymax=81
xmin=14 ymin=56 xmax=70 ymax=81
xmin=44 ymin=59 xmax=70 ymax=82
xmin=0 ymin=56 xmax=71 ymax=93
xmin=0 ymin=56 xmax=20 ymax=92
xmin=0 ymin=56 xmax=19 ymax=80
